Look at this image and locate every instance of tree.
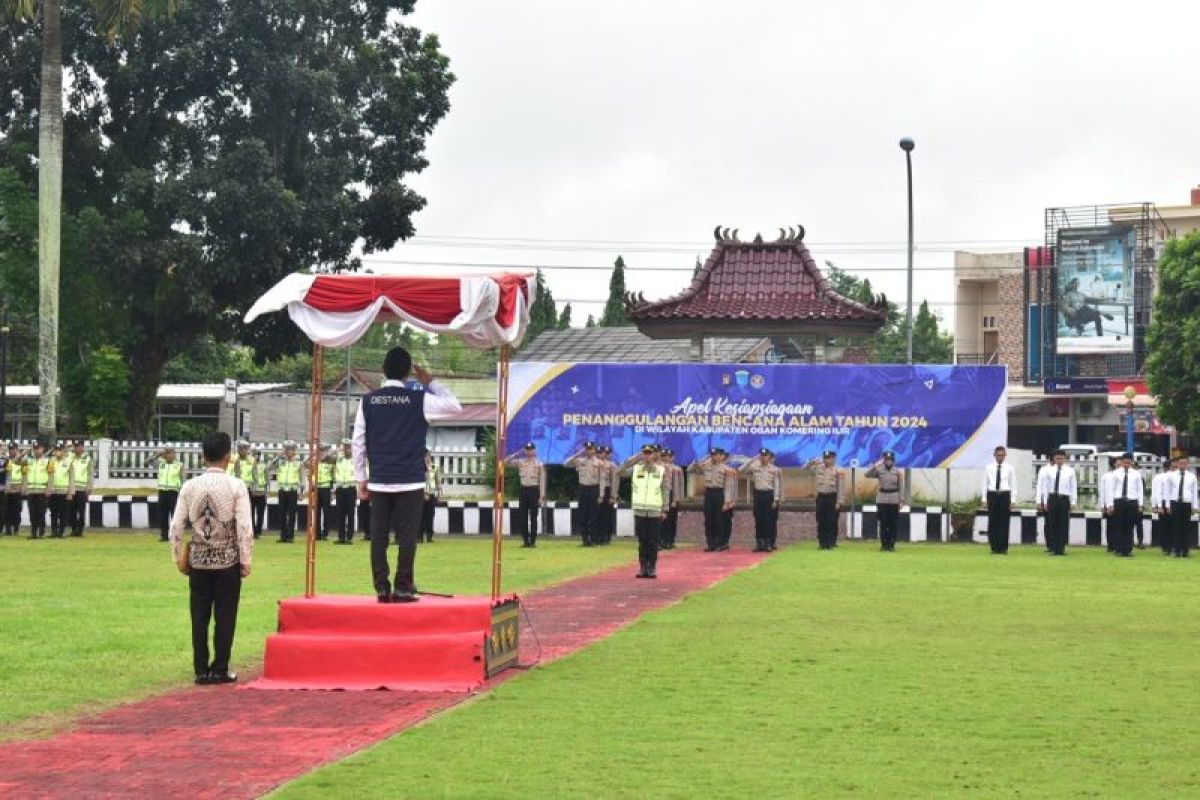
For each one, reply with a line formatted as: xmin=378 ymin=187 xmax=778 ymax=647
xmin=585 ymin=314 xmax=596 ymax=328
xmin=0 ymin=1 xmax=454 ymax=434
xmin=525 ymin=269 xmax=558 ymax=343
xmin=600 ymin=255 xmax=631 ymax=327
xmin=910 ymin=300 xmax=953 ymax=363
xmin=822 ymin=262 xmax=952 ymax=364
xmin=1 ymin=0 xmax=177 ymax=441
xmin=1146 ymin=231 xmax=1200 ymax=433
xmin=82 ymin=344 xmax=130 ymax=436
xmin=557 ymin=302 xmax=572 ymax=330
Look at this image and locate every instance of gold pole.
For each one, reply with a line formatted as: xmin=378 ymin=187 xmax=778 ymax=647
xmin=305 ymin=343 xmax=325 ymax=598
xmin=491 ymin=344 xmax=511 ymax=602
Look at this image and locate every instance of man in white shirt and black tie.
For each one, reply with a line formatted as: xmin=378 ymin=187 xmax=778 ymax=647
xmin=1036 ymin=449 xmax=1077 ymax=556
xmin=1103 ymin=452 xmax=1142 ymax=557
xmin=1151 ymin=459 xmax=1172 ymax=555
xmin=981 ymin=445 xmax=1015 ymax=554
xmin=1163 ymin=455 xmax=1198 ymax=558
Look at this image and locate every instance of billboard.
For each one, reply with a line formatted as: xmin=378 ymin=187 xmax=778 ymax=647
xmin=505 ymin=363 xmax=1008 ymax=469
xmin=1055 ymin=225 xmax=1135 ymax=354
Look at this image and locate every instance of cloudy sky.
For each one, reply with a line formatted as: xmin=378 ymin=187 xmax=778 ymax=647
xmin=367 ymin=0 xmax=1200 ymax=329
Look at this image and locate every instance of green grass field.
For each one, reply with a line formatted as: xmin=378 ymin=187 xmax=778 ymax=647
xmin=0 ymin=532 xmax=635 ymax=738
xmin=273 ymin=544 xmax=1200 ymax=799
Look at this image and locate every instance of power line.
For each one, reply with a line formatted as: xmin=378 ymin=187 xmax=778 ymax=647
xmin=409 ymin=233 xmax=1035 ymax=248
xmin=359 ymin=256 xmax=975 ymax=272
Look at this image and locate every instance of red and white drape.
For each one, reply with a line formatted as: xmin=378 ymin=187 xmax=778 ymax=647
xmin=244 ymin=272 xmax=536 ymax=348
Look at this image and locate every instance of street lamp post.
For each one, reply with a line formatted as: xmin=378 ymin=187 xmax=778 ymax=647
xmin=899 ymin=138 xmax=915 ymax=365
xmin=1123 ymin=384 xmax=1136 ymax=455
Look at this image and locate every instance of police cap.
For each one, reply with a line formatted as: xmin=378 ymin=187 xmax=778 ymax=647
xmin=822 ymin=449 xmax=836 ymax=458
xmin=524 ymin=442 xmax=536 ymax=450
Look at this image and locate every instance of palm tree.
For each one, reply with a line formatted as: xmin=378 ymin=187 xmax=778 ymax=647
xmin=3 ymin=0 xmax=176 ymax=441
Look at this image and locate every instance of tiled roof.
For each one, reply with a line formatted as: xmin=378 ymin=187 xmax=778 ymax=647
xmin=513 ymin=327 xmax=766 ymax=363
xmin=627 ymin=227 xmax=887 ymax=329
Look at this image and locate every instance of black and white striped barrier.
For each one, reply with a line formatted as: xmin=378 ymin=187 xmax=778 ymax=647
xmin=847 ymin=506 xmax=949 ymax=542
xmin=969 ymin=509 xmax=1198 ymax=548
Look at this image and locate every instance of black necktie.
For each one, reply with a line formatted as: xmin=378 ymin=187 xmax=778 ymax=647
xmin=1121 ymin=469 xmax=1128 ymax=500
xmin=1179 ymin=470 xmax=1185 ymax=502
xmin=1054 ymin=466 xmax=1061 ymax=494
xmin=995 ymin=465 xmax=1001 ymax=492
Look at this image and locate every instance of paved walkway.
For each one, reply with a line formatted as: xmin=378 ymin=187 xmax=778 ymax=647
xmin=0 ymin=549 xmax=766 ymax=799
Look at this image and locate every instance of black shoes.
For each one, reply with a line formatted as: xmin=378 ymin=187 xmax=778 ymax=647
xmin=391 ymin=591 xmax=419 ymax=603
xmin=377 ymin=593 xmax=392 ymax=604
xmin=196 ymin=671 xmax=237 ymax=685
xmin=715 ymin=545 xmax=729 ymax=552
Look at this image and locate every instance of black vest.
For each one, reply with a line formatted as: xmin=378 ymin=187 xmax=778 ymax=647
xmin=363 ymin=385 xmax=428 ymax=484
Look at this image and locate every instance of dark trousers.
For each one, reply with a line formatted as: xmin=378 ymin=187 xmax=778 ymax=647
xmin=421 ymin=495 xmax=436 ymax=542
xmin=1112 ymin=500 xmax=1138 ymax=555
xmin=577 ymin=485 xmax=599 ymax=544
xmin=518 ymin=486 xmax=540 ymax=545
xmin=158 ymin=490 xmax=179 ymax=541
xmin=986 ymin=491 xmax=1011 ymax=554
xmin=250 ymin=494 xmax=266 ymax=539
xmin=753 ymin=489 xmax=777 ymax=549
xmin=1045 ymin=495 xmax=1070 ymax=554
xmin=878 ymin=503 xmax=899 ymax=550
xmin=335 ymin=487 xmax=357 ymax=542
xmin=49 ymin=493 xmax=68 ymax=537
xmin=27 ymin=493 xmax=47 ymax=538
xmin=369 ymin=489 xmax=424 ymax=595
xmin=278 ymin=490 xmax=298 ymax=541
xmin=661 ymin=506 xmax=678 ymax=548
xmin=70 ymin=491 xmax=87 ymax=535
xmin=635 ymin=514 xmax=661 ymax=574
xmin=1169 ymin=501 xmax=1193 ymax=557
xmin=317 ymin=488 xmax=332 ymax=539
xmin=721 ymin=505 xmax=734 ymax=547
xmin=703 ymin=488 xmax=723 ymax=549
xmin=189 ymin=565 xmax=242 ymax=676
xmin=598 ymin=490 xmax=615 ymax=544
xmin=816 ymin=492 xmax=838 ymax=549
xmin=1156 ymin=513 xmax=1170 ymax=553
xmin=4 ymin=491 xmax=20 ymax=533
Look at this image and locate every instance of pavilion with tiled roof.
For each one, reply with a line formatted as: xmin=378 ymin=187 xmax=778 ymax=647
xmin=625 ymin=225 xmax=888 ymax=340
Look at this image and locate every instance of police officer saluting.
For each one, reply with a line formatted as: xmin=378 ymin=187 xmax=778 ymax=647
xmin=566 ymin=441 xmax=602 ymax=546
xmin=155 ymin=447 xmax=184 ymax=542
xmin=866 ymin=450 xmax=903 ymax=551
xmin=740 ymin=448 xmax=783 ymax=552
xmin=659 ymin=449 xmax=684 ymax=550
xmin=68 ymin=440 xmax=92 ymax=537
xmin=597 ymin=445 xmax=620 ymax=545
xmin=981 ymin=445 xmax=1015 ymax=555
xmin=621 ymin=444 xmax=669 ymax=578
xmin=24 ymin=438 xmax=51 ymax=539
xmin=274 ymin=440 xmax=303 ymax=543
xmin=690 ymin=447 xmax=738 ymax=552
xmin=1036 ymin=449 xmax=1077 ymax=555
xmin=807 ymin=450 xmax=843 ymax=550
xmin=311 ymin=445 xmax=334 ymax=541
xmin=0 ymin=442 xmax=17 ymax=535
xmin=505 ymin=442 xmax=546 ymax=547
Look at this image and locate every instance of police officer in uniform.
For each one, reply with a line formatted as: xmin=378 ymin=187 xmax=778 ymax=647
xmin=274 ymin=440 xmax=303 ymax=543
xmin=249 ymin=449 xmax=269 ymax=539
xmin=622 ymin=444 xmax=669 ymax=578
xmin=566 ymin=442 xmax=602 ymax=546
xmin=807 ymin=450 xmax=842 ymax=550
xmin=311 ymin=445 xmax=334 ymax=541
xmin=659 ymin=448 xmax=684 ymax=550
xmin=866 ymin=450 xmax=903 ymax=551
xmin=0 ymin=443 xmax=9 ymax=535
xmin=334 ymin=438 xmax=357 ymax=544
xmin=155 ymin=447 xmax=184 ymax=542
xmin=352 ymin=347 xmax=461 ymax=603
xmin=227 ymin=440 xmax=262 ymax=537
xmin=981 ymin=445 xmax=1015 ymax=555
xmin=48 ymin=442 xmax=72 ymax=538
xmin=690 ymin=447 xmax=738 ymax=552
xmin=24 ymin=438 xmax=51 ymax=539
xmin=597 ymin=445 xmax=620 ymax=545
xmin=505 ymin=442 xmax=545 ymax=547
xmin=68 ymin=440 xmax=92 ymax=536
xmin=3 ymin=442 xmax=22 ymax=535
xmin=740 ymin=448 xmax=783 ymax=552
xmin=421 ymin=448 xmax=440 ymax=543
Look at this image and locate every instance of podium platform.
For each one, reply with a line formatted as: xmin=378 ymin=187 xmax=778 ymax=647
xmin=248 ymin=594 xmax=521 ymax=692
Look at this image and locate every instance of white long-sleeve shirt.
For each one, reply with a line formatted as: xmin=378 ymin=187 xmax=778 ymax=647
xmin=1101 ymin=467 xmax=1143 ymax=509
xmin=981 ymin=462 xmax=1016 ymax=499
xmin=1151 ymin=472 xmax=1169 ymax=511
xmin=352 ymin=379 xmax=462 ymax=492
xmin=1035 ymin=463 xmax=1077 ymax=506
xmin=1160 ymin=469 xmax=1199 ymax=507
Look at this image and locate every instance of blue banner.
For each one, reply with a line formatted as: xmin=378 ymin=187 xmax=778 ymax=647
xmin=506 ymin=363 xmax=1007 ymax=468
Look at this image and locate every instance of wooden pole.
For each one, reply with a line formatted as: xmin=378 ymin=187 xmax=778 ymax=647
xmin=305 ymin=343 xmax=325 ymax=598
xmin=491 ymin=344 xmax=511 ymax=602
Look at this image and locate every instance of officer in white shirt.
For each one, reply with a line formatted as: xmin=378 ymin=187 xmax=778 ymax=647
xmin=1151 ymin=459 xmax=1172 ymax=555
xmin=1036 ymin=449 xmax=1077 ymax=555
xmin=1162 ymin=455 xmax=1198 ymax=558
xmin=981 ymin=445 xmax=1015 ymax=554
xmin=1103 ymin=452 xmax=1142 ymax=557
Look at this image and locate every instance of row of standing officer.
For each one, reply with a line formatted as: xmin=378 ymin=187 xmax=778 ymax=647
xmin=1 ymin=439 xmax=94 ymax=538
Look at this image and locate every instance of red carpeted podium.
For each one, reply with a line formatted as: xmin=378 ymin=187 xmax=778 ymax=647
xmin=248 ymin=594 xmax=521 ymax=692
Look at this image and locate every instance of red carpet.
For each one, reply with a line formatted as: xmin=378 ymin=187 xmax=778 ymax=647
xmin=0 ymin=549 xmax=766 ymax=799
xmin=252 ymin=594 xmax=516 ymax=692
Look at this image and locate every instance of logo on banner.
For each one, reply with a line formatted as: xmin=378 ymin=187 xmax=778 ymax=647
xmin=722 ymin=370 xmax=764 ymax=389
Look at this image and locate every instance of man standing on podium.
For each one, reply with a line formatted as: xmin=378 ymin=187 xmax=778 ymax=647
xmin=353 ymin=347 xmax=461 ymax=604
